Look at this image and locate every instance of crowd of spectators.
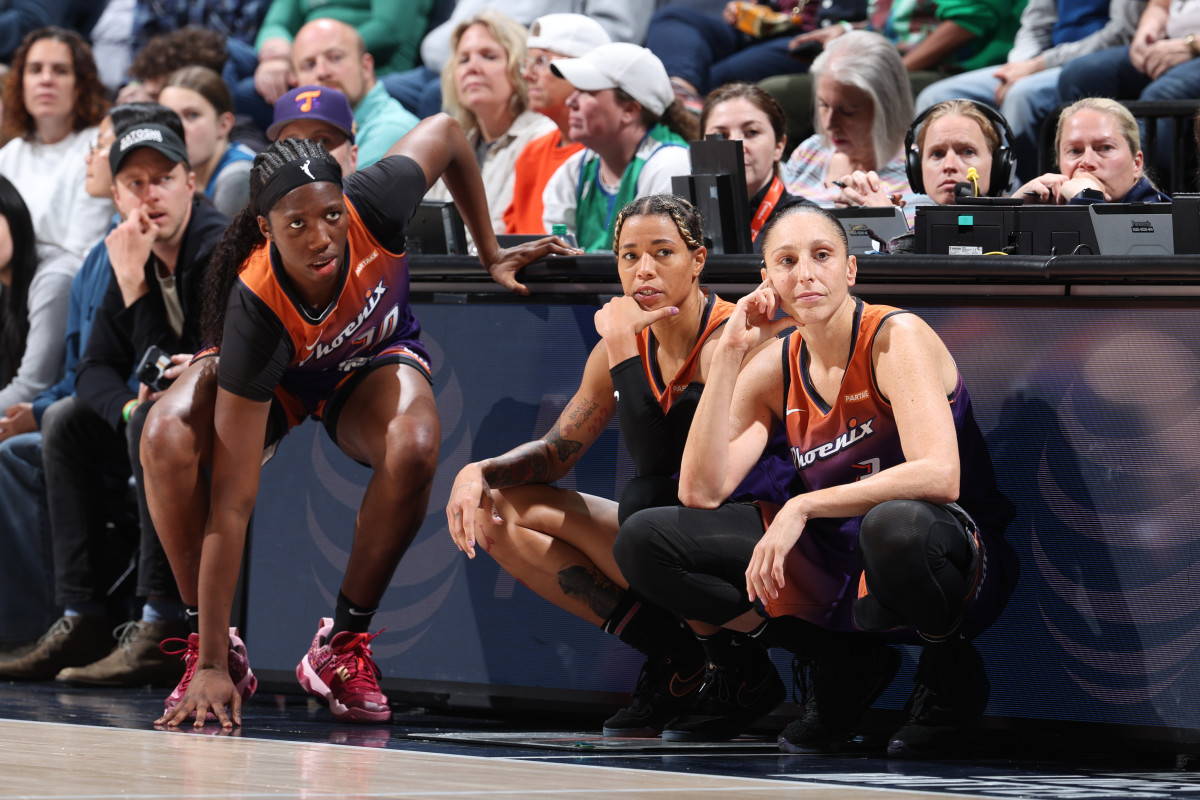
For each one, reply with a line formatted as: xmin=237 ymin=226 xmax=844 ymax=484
xmin=0 ymin=0 xmax=1193 ymax=755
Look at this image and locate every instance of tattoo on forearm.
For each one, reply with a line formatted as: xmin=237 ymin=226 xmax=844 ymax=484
xmin=547 ymin=423 xmax=584 ymax=463
xmin=481 ymin=398 xmax=599 ymax=487
xmin=557 ymin=565 xmax=623 ymax=620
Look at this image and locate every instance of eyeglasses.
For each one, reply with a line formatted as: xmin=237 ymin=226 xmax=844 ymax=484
xmin=521 ymin=54 xmax=561 ymax=74
xmin=86 ymin=140 xmax=111 ymax=159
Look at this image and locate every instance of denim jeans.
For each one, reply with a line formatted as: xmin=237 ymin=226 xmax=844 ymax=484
xmin=0 ymin=432 xmax=58 ymax=642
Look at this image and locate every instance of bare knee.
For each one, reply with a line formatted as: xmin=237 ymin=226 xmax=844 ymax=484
xmin=378 ymin=414 xmax=439 ymax=489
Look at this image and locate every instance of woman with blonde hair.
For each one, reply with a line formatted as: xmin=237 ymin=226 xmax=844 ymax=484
xmin=426 ymin=10 xmax=555 ymax=233
xmin=1016 ymin=96 xmax=1170 ymax=204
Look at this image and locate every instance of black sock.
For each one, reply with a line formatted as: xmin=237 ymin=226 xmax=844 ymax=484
xmin=185 ymin=606 xmax=199 ymax=635
xmin=331 ymin=591 xmax=376 ymax=637
xmin=696 ymin=628 xmax=742 ymax=665
xmin=601 ymin=591 xmax=695 ymax=657
xmin=745 ymin=614 xmax=825 ymax=657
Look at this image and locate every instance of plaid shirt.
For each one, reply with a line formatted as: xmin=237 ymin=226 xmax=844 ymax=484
xmin=132 ymin=0 xmax=269 ymax=54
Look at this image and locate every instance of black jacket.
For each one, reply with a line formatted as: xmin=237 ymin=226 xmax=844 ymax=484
xmin=75 ymin=199 xmax=228 ymax=429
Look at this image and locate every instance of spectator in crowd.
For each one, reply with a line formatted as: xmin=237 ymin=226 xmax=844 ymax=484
xmin=1059 ymin=0 xmax=1200 ymax=105
xmin=614 ymin=204 xmax=1018 ymax=751
xmin=780 ymin=32 xmax=915 ymax=211
xmin=915 ymin=1 xmax=1142 ymax=184
xmin=1015 ymin=96 xmax=1171 ymax=203
xmin=700 ymin=82 xmax=808 ymax=249
xmin=0 ymin=112 xmax=228 ymax=687
xmin=237 ymin=0 xmax=434 ymax=130
xmin=0 ymin=65 xmax=9 ymax=151
xmin=129 ymin=0 xmax=269 ymax=86
xmin=542 ymin=43 xmax=696 ymax=252
xmin=0 ymin=104 xmax=140 ymax=653
xmin=0 ymin=103 xmax=175 ymax=656
xmin=1058 ymin=0 xmax=1199 ymax=168
xmin=290 ymin=18 xmax=418 ymax=169
xmin=266 ymin=85 xmax=359 ymax=176
xmin=120 ymin=26 xmax=269 ymax=154
xmin=841 ymin=99 xmax=1014 ymax=210
xmin=0 ymin=176 xmax=81 ymax=417
xmin=0 ymin=27 xmax=113 ymax=259
xmin=0 ymin=1 xmax=78 ymax=64
xmin=502 ymin=13 xmax=611 ymax=235
xmin=120 ymin=26 xmax=228 ymax=103
xmin=424 ymin=11 xmax=556 ymax=235
xmin=159 ymin=66 xmax=256 ymax=217
xmin=762 ymin=0 xmax=1025 ymax=150
xmin=384 ymin=0 xmax=655 ymax=121
xmin=646 ymin=0 xmax=865 ymax=114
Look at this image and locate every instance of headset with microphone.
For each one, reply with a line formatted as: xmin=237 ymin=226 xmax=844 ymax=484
xmin=904 ymin=100 xmax=1016 ymax=197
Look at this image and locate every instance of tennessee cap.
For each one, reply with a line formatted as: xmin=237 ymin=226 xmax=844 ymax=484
xmin=109 ymin=122 xmax=189 ymax=175
xmin=267 ymin=85 xmax=357 ymax=143
xmin=550 ymin=43 xmax=674 ymax=117
xmin=526 ymin=14 xmax=610 ymax=58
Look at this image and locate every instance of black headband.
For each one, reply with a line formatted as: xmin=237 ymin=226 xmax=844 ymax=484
xmin=256 ymin=156 xmax=343 ymax=217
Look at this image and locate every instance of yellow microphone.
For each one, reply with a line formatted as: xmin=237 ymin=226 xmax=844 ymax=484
xmin=966 ymin=167 xmax=980 ymax=197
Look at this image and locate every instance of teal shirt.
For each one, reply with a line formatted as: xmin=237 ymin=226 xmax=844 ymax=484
xmin=255 ymin=0 xmax=433 ymax=75
xmin=354 ymin=81 xmax=419 ymax=169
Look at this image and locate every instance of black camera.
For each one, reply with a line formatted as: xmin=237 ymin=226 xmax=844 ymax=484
xmin=135 ymin=345 xmax=175 ymax=392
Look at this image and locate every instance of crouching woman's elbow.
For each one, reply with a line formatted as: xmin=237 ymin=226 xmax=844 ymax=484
xmin=677 ymin=478 xmax=725 ymax=510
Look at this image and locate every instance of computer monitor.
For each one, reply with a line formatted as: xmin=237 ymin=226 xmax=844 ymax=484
xmin=405 ymin=201 xmax=469 ymax=255
xmin=914 ymin=205 xmax=1015 ymax=255
xmin=671 ymin=135 xmax=753 ymax=255
xmin=831 ymin=207 xmax=911 ymax=255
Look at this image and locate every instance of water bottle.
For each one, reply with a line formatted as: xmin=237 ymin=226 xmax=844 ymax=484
xmin=551 ymin=223 xmax=579 ymax=249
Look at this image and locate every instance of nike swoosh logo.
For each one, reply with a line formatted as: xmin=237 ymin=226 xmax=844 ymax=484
xmin=668 ymin=665 xmax=707 ymax=698
xmin=786 ymin=408 xmax=803 ymax=416
xmin=736 ymin=674 xmax=774 ymax=708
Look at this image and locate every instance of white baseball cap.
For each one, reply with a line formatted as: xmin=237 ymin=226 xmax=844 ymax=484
xmin=551 ymin=42 xmax=674 ymax=117
xmin=527 ymin=13 xmax=610 ymax=58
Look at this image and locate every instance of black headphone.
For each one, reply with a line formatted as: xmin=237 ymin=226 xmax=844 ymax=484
xmin=904 ymin=100 xmax=1016 ymax=197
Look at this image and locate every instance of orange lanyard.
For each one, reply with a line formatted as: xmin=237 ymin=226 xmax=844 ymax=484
xmin=750 ymin=176 xmax=785 ymax=242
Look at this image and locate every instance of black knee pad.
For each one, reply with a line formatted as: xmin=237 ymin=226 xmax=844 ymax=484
xmin=855 ymin=500 xmax=977 ymax=637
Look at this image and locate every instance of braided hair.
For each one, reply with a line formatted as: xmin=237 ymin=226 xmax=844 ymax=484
xmin=611 ymin=194 xmax=705 ymax=255
xmin=200 ymin=138 xmax=342 ymax=347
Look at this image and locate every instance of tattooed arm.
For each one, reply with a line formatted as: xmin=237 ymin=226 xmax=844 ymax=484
xmin=446 ymin=343 xmax=617 ymax=556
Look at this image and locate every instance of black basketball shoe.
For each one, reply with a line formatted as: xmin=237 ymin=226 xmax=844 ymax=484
xmin=778 ymin=633 xmax=901 ymax=754
xmin=660 ymin=641 xmax=785 ymax=742
xmin=602 ymin=647 xmax=707 ymax=737
xmin=887 ymin=638 xmax=990 ymax=758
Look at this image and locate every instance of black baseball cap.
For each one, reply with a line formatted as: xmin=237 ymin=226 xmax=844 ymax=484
xmin=109 ymin=122 xmax=190 ymax=175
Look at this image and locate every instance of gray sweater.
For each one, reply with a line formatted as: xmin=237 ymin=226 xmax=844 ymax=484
xmin=0 ymin=243 xmax=82 ymax=411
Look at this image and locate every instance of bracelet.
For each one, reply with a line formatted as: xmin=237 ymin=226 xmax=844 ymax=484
xmin=122 ymin=398 xmax=139 ymax=424
xmin=1188 ymin=34 xmax=1199 ymax=57
xmin=839 ymin=20 xmax=854 ymax=34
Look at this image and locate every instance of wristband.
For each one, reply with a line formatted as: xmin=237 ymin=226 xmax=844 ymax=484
xmin=839 ymin=20 xmax=854 ymax=34
xmin=122 ymin=398 xmax=139 ymax=424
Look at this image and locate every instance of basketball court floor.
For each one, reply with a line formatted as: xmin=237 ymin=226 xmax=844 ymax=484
xmin=1 ymin=681 xmax=1198 ymax=800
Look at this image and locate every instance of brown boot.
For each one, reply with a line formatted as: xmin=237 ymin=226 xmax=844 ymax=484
xmin=57 ymin=620 xmax=189 ymax=687
xmin=0 ymin=616 xmax=114 ymax=680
